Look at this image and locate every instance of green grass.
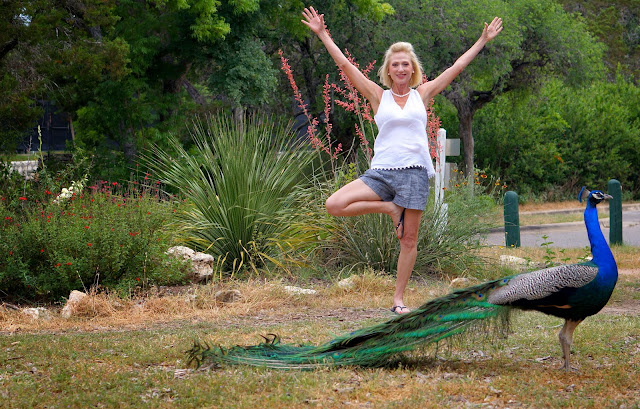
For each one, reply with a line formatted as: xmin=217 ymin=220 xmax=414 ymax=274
xmin=1 ymin=271 xmax=639 ymax=408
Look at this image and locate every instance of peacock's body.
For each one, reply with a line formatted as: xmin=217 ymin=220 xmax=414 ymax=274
xmin=188 ymin=188 xmax=618 ymax=370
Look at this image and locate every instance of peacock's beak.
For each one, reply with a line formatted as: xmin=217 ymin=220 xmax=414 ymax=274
xmin=604 ymin=194 xmax=613 ymax=200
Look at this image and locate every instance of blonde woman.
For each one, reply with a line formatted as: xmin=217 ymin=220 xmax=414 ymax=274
xmin=303 ymin=6 xmax=503 ymax=314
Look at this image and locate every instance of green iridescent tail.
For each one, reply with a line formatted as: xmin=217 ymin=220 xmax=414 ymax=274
xmin=187 ymin=278 xmax=513 ymax=369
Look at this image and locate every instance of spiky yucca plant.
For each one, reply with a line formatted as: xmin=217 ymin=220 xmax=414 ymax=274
xmin=145 ymin=114 xmax=316 ymax=276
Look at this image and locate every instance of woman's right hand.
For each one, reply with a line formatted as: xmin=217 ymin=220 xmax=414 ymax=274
xmin=302 ymin=7 xmax=326 ymax=36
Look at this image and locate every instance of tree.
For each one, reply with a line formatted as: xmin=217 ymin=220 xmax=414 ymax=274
xmin=378 ymin=0 xmax=605 ymax=176
xmin=559 ymin=0 xmax=640 ymax=81
xmin=273 ymin=0 xmax=394 ymax=154
xmin=0 ymin=0 xmax=125 ymax=152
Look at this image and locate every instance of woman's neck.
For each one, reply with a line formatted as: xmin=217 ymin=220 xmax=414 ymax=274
xmin=390 ymin=86 xmax=411 ymax=97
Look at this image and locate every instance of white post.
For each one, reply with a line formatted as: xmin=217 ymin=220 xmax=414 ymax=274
xmin=434 ymin=128 xmax=448 ymax=227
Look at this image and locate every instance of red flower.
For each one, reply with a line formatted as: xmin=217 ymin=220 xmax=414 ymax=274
xmin=87 ymin=243 xmax=92 ymax=247
xmin=66 ymin=262 xmax=72 ymax=266
xmin=19 ymin=197 xmax=27 ymax=201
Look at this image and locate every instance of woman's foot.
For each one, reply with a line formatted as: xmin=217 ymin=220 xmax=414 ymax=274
xmin=390 ymin=305 xmax=411 ymax=314
xmin=393 ymin=207 xmax=406 ymax=239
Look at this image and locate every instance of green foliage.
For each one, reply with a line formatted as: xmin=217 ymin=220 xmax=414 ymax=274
xmin=0 ymin=178 xmax=188 ymax=302
xmin=559 ymin=0 xmax=640 ymax=80
xmin=144 ymin=113 xmax=316 ymax=276
xmin=474 ymin=73 xmax=640 ymax=198
xmin=301 ymin=165 xmax=500 ymax=276
xmin=376 ymin=0 xmax=605 ymax=175
xmin=208 ymin=37 xmax=278 ymax=107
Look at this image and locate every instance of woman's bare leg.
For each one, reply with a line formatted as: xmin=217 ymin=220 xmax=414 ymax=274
xmin=325 ymin=179 xmax=404 ymax=225
xmin=392 ymin=208 xmax=422 ymax=312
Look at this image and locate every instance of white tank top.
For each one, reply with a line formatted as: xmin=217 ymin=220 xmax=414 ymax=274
xmin=371 ymin=89 xmax=435 ymax=178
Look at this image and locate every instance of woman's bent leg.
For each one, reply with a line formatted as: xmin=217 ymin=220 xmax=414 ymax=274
xmin=325 ymin=179 xmax=403 ymax=223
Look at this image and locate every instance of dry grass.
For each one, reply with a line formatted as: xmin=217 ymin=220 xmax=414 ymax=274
xmin=1 ymin=267 xmax=639 ymax=408
xmin=1 ymin=219 xmax=639 ymax=408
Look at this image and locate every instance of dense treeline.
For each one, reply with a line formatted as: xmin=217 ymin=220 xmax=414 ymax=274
xmin=1 ymin=0 xmax=639 ymax=198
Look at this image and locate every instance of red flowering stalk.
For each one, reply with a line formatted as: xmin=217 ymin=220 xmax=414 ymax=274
xmin=279 ymin=49 xmax=342 ymax=172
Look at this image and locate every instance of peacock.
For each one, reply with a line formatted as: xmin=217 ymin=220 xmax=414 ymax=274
xmin=187 ymin=187 xmax=618 ymax=370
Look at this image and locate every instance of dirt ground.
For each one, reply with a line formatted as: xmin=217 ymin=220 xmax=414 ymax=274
xmin=1 ymin=268 xmax=638 ymax=335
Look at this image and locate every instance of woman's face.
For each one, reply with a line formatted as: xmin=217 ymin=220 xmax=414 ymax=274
xmin=388 ymin=52 xmax=414 ymax=87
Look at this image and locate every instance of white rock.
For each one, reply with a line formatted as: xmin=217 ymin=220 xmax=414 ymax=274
xmin=284 ymin=285 xmax=317 ymax=295
xmin=61 ymin=290 xmax=88 ymax=318
xmin=166 ymin=246 xmax=214 ymax=282
xmin=22 ymin=307 xmax=51 ymax=320
xmin=450 ymin=277 xmax=470 ymax=288
xmin=499 ymin=255 xmax=529 ymax=265
xmin=337 ymin=276 xmax=356 ymax=289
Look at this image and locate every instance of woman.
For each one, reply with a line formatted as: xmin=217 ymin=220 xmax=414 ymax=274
xmin=302 ymin=6 xmax=503 ymax=314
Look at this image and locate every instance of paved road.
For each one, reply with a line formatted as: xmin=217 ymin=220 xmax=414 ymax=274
xmin=484 ymin=207 xmax=640 ymax=248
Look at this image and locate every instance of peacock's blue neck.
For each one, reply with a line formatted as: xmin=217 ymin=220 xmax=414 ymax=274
xmin=585 ymin=202 xmax=617 ymax=285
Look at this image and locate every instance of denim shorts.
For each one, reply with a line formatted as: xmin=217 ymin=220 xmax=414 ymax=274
xmin=359 ymin=167 xmax=431 ymax=210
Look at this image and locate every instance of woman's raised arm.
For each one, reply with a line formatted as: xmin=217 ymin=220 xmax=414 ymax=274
xmin=418 ymin=17 xmax=503 ymax=101
xmin=302 ymin=7 xmax=382 ymax=108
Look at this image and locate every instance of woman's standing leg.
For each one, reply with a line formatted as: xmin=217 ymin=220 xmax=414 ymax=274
xmin=392 ymin=208 xmax=422 ymax=312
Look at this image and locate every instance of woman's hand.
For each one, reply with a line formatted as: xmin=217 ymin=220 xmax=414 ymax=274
xmin=482 ymin=17 xmax=503 ymax=42
xmin=302 ymin=6 xmax=326 ymax=36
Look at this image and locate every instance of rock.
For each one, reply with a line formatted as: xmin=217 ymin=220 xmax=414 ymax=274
xmin=284 ymin=285 xmax=317 ymax=295
xmin=337 ymin=276 xmax=356 ymax=289
xmin=499 ymin=255 xmax=529 ymax=266
xmin=214 ymin=289 xmax=242 ymax=303
xmin=450 ymin=277 xmax=470 ymax=288
xmin=166 ymin=246 xmax=214 ymax=282
xmin=22 ymin=307 xmax=51 ymax=321
xmin=61 ymin=290 xmax=88 ymax=319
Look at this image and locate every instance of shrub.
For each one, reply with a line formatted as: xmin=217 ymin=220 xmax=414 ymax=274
xmin=0 ymin=179 xmax=188 ymax=302
xmin=299 ymin=165 xmax=501 ymax=277
xmin=144 ymin=113 xmax=317 ymax=277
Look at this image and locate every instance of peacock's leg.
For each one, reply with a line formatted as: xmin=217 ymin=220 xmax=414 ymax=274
xmin=558 ymin=319 xmax=582 ymax=371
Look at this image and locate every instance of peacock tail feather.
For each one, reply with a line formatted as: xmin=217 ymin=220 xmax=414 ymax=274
xmin=186 ymin=188 xmax=617 ymax=371
xmin=187 ymin=278 xmax=514 ymax=369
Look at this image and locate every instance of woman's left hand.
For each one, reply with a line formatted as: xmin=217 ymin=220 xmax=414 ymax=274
xmin=482 ymin=17 xmax=503 ymax=42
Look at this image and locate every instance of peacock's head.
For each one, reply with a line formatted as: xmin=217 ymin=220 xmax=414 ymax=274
xmin=579 ymin=187 xmax=613 ymax=205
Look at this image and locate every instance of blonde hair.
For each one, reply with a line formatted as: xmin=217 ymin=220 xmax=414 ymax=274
xmin=378 ymin=42 xmax=424 ymax=88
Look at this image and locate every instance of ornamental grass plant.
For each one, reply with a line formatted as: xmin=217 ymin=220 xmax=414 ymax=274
xmin=297 ymin=165 xmax=501 ymax=277
xmin=144 ymin=113 xmax=317 ymax=278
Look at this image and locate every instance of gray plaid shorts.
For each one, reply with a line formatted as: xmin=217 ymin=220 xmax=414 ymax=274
xmin=359 ymin=167 xmax=431 ymax=210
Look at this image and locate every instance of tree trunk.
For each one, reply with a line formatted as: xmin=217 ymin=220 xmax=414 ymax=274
xmin=448 ymin=92 xmax=476 ymax=178
xmin=458 ymin=108 xmax=475 ymax=178
xmin=183 ymin=79 xmax=206 ymax=106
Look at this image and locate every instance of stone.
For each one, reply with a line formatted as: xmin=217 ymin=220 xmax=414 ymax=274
xmin=450 ymin=277 xmax=471 ymax=288
xmin=284 ymin=285 xmax=317 ymax=295
xmin=166 ymin=246 xmax=214 ymax=282
xmin=499 ymin=255 xmax=530 ymax=266
xmin=21 ymin=307 xmax=51 ymax=320
xmin=337 ymin=276 xmax=356 ymax=289
xmin=61 ymin=290 xmax=88 ymax=318
xmin=214 ymin=289 xmax=242 ymax=303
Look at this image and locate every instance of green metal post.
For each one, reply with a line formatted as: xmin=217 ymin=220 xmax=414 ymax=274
xmin=504 ymin=191 xmax=520 ymax=248
xmin=608 ymin=179 xmax=623 ymax=245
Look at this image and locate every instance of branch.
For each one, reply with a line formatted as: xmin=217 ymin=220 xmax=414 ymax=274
xmin=183 ymin=79 xmax=207 ymax=106
xmin=0 ymin=38 xmax=18 ymax=62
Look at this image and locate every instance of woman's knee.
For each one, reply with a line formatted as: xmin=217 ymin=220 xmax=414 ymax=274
xmin=325 ymin=195 xmax=343 ymax=216
xmin=399 ymin=234 xmax=418 ymax=249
